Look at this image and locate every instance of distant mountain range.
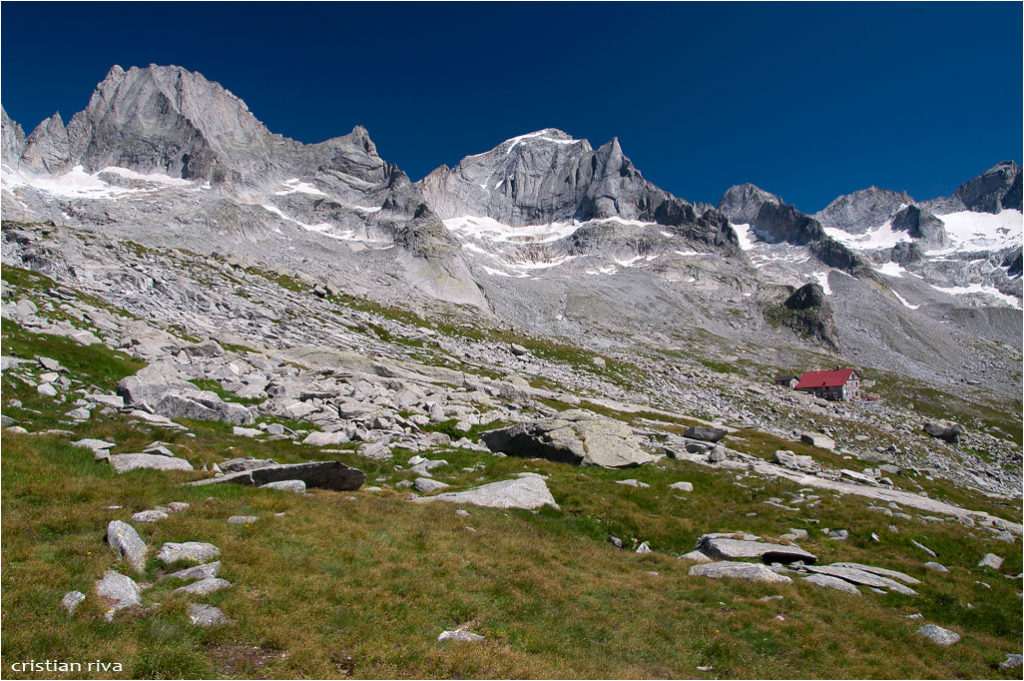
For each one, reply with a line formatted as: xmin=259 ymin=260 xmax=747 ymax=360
xmin=2 ymin=64 xmax=1021 ymax=394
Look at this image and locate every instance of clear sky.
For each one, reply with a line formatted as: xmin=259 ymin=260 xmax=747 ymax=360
xmin=1 ymin=1 xmax=1021 ymax=213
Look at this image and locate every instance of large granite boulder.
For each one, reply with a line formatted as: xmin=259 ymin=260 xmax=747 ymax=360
xmin=688 ymin=561 xmax=793 ymax=583
xmin=190 ymin=460 xmax=365 ymax=491
xmin=481 ymin=410 xmax=657 ymax=468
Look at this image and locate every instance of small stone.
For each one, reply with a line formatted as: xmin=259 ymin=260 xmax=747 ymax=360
xmin=616 ymin=479 xmax=650 ymax=488
xmin=438 ymin=629 xmax=484 ymax=642
xmin=188 ymin=603 xmax=232 ymax=627
xmin=679 ymin=550 xmax=712 ymax=563
xmin=66 ymin=407 xmax=91 ymax=420
xmin=635 ymin=541 xmax=652 ymax=554
xmin=668 ymin=481 xmax=693 ymax=492
xmin=924 ymin=561 xmax=949 ymax=573
xmin=607 ymin=535 xmax=624 ymax=549
xmin=227 ymin=515 xmax=258 ymax=525
xmin=455 ymin=509 xmax=471 ymax=517
xmin=232 ymin=426 xmax=262 ymax=438
xmin=1000 ymin=654 xmax=1023 ymax=670
xmin=173 ymin=577 xmax=232 ymax=596
xmin=37 ymin=383 xmax=58 ymax=397
xmin=916 ymin=624 xmax=960 ymax=646
xmin=167 ymin=502 xmax=190 ymax=513
xmin=61 ymin=590 xmax=86 ymax=616
xmin=131 ymin=510 xmax=169 ymax=523
xmin=38 ymin=357 xmax=61 ymax=371
xmin=978 ymin=553 xmax=1003 ymax=570
xmin=828 ymin=529 xmax=849 ymax=540
xmin=803 ymin=573 xmax=861 ymax=595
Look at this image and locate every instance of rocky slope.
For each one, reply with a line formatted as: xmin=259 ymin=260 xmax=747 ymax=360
xmin=2 ymin=64 xmax=1021 ymax=399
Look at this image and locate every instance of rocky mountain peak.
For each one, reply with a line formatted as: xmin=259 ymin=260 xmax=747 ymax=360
xmin=0 ymin=106 xmax=26 ymax=166
xmin=717 ymin=183 xmax=782 ymax=226
xmin=814 ymin=186 xmax=913 ymax=234
xmin=954 ymin=160 xmax=1021 ymax=213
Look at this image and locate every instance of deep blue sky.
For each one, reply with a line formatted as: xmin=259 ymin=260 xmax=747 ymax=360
xmin=2 ymin=2 xmax=1021 ymax=212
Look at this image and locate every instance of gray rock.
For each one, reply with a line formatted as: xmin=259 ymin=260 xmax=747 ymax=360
xmin=61 ymin=590 xmax=86 ymax=615
xmin=978 ymin=553 xmax=1003 ymax=570
xmin=803 ymin=565 xmax=917 ymax=595
xmin=827 ymin=529 xmax=849 ymax=540
xmin=227 ymin=515 xmax=258 ymax=525
xmin=830 ymin=562 xmax=921 ymax=585
xmin=109 ymin=453 xmax=193 ymax=473
xmin=1001 ymin=654 xmax=1023 ymax=670
xmin=219 ymin=457 xmax=277 ymax=474
xmin=916 ymin=624 xmax=960 ymax=646
xmin=188 ymin=603 xmax=232 ymax=627
xmin=38 ymin=356 xmax=62 ymax=371
xmin=72 ymin=438 xmax=116 ymax=453
xmin=616 ymin=478 xmax=650 ymax=488
xmin=131 ymin=510 xmax=169 ymax=523
xmin=697 ymin=536 xmax=817 ymax=565
xmin=684 ymin=426 xmax=727 ymax=443
xmin=923 ymin=421 xmax=961 ymax=444
xmin=689 ymin=561 xmax=793 ymax=583
xmin=773 ymin=449 xmax=821 ymax=472
xmin=37 ymin=383 xmax=58 ymax=397
xmin=161 ymin=561 xmax=221 ymax=582
xmin=413 ymin=474 xmax=558 ymax=510
xmin=911 ymin=540 xmax=937 ymax=557
xmin=800 ymin=432 xmax=835 ymax=451
xmin=173 ymin=577 xmax=232 ymax=596
xmin=190 ymin=460 xmax=365 ymax=491
xmin=232 ymin=426 xmax=262 ymax=438
xmin=106 ymin=520 xmax=148 ymax=573
xmin=802 ymin=573 xmax=861 ymax=595
xmin=438 ymin=629 xmax=484 ymax=642
xmin=157 ymin=542 xmax=220 ymax=565
xmin=635 ymin=541 xmax=652 ymax=554
xmin=679 ymin=550 xmax=712 ymax=563
xmin=94 ymin=570 xmax=142 ymax=621
xmin=66 ymin=407 xmax=91 ymax=420
xmin=260 ymin=479 xmax=307 ymax=493
xmin=668 ymin=481 xmax=694 ymax=492
xmin=414 ymin=478 xmax=450 ymax=493
xmin=924 ymin=561 xmax=949 ymax=573
xmin=302 ymin=430 xmax=350 ymax=446
xmin=481 ymin=409 xmax=657 ymax=468
xmin=167 ymin=502 xmax=191 ymax=512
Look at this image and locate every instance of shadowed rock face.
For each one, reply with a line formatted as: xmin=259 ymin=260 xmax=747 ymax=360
xmin=891 ymin=205 xmax=947 ymax=247
xmin=772 ymin=282 xmax=840 ymax=351
xmin=954 ymin=161 xmax=1022 ymax=213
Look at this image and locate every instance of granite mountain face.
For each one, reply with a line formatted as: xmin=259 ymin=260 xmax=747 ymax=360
xmin=2 ymin=64 xmax=1021 ymax=397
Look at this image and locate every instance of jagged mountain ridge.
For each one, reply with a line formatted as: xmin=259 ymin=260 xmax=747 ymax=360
xmin=2 ymin=64 xmax=1021 ymax=397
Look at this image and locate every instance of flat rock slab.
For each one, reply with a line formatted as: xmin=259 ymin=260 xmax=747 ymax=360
xmin=668 ymin=481 xmax=694 ymax=492
xmin=220 ymin=457 xmax=277 ymax=474
xmin=227 ymin=515 xmax=258 ymax=525
xmin=109 ymin=453 xmax=193 ymax=473
xmin=188 ymin=603 xmax=233 ymax=627
xmin=413 ymin=475 xmax=558 ymax=510
xmin=95 ymin=570 xmax=142 ymax=621
xmin=689 ymin=561 xmax=793 ymax=583
xmin=801 ymin=432 xmax=836 ymax=450
xmin=697 ymin=537 xmax=817 ymax=565
xmin=157 ymin=542 xmax=220 ymax=565
xmin=106 ymin=520 xmax=147 ymax=573
xmin=481 ymin=409 xmax=658 ymax=468
xmin=804 ymin=565 xmax=917 ymax=595
xmin=684 ymin=426 xmax=728 ymax=443
xmin=173 ymin=577 xmax=231 ymax=596
xmin=916 ymin=624 xmax=960 ymax=645
xmin=978 ymin=553 xmax=1003 ymax=570
xmin=679 ymin=550 xmax=713 ymax=563
xmin=803 ymin=573 xmax=861 ymax=595
xmin=439 ymin=630 xmax=484 ymax=642
xmin=831 ymin=562 xmax=921 ymax=585
xmin=161 ymin=561 xmax=221 ymax=582
xmin=72 ymin=438 xmax=116 ymax=452
xmin=260 ymin=479 xmax=306 ymax=493
xmin=190 ymin=461 xmax=364 ymax=491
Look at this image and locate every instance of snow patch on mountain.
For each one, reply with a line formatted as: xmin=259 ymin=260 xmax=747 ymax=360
xmin=927 ymin=210 xmax=1022 ymax=254
xmin=2 ymin=164 xmax=205 ymax=199
xmin=444 ymin=215 xmax=581 ymax=245
xmin=931 ymin=283 xmax=1022 ymax=308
